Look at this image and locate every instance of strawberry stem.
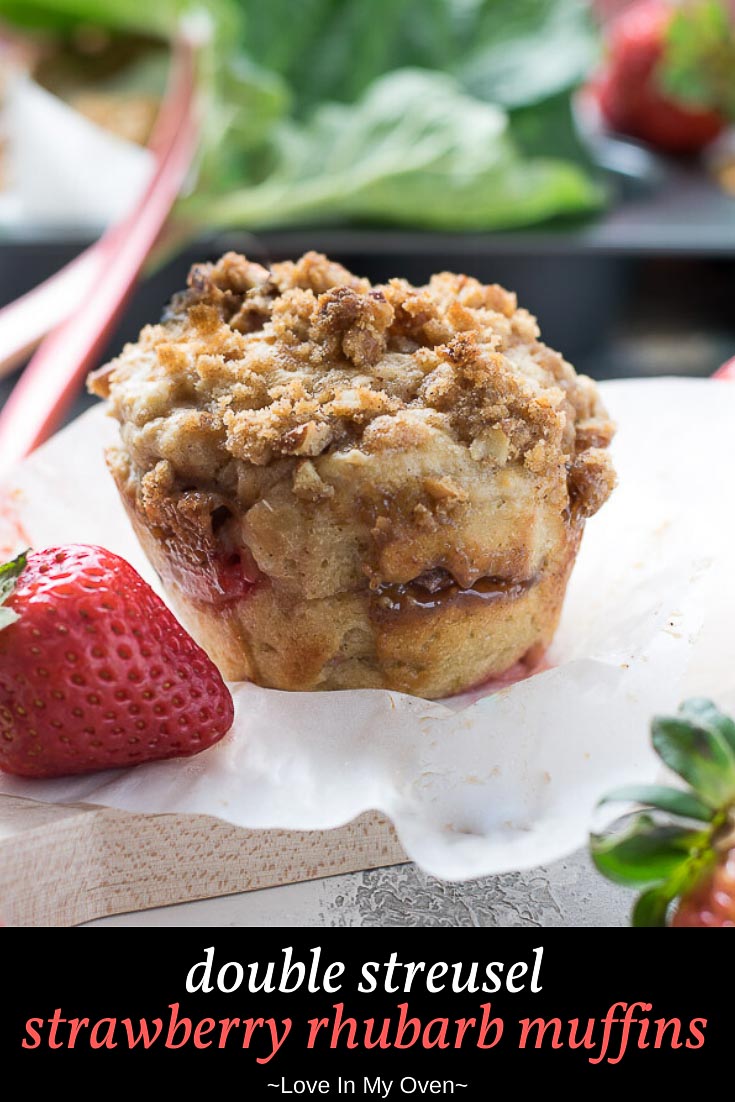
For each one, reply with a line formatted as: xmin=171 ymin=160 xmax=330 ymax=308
xmin=0 ymin=549 xmax=28 ymax=630
xmin=590 ymin=698 xmax=735 ymax=926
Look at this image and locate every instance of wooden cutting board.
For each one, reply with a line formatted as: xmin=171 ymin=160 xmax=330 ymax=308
xmin=0 ymin=797 xmax=407 ymax=926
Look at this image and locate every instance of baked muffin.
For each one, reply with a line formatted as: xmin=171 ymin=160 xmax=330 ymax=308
xmin=89 ymin=251 xmax=615 ymax=699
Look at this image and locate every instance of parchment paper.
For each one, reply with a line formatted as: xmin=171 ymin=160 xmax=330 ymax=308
xmin=1 ymin=378 xmax=733 ymax=879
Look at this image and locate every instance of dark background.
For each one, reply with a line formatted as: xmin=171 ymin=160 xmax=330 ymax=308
xmin=1 ymin=932 xmax=727 ymax=1085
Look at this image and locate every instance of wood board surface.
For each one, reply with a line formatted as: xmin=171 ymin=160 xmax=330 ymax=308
xmin=0 ymin=797 xmax=407 ymax=926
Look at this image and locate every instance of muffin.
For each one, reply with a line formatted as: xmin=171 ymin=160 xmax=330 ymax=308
xmin=89 ymin=251 xmax=615 ymax=699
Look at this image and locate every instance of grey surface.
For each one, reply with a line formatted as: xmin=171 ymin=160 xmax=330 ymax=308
xmin=86 ymin=849 xmax=631 ymax=928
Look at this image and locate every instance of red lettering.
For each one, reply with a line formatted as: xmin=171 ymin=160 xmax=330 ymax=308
xmin=654 ymin=1019 xmax=682 ymax=1049
xmin=194 ymin=1019 xmax=216 ymax=1049
xmin=453 ymin=1017 xmax=476 ymax=1048
xmin=89 ymin=1018 xmax=117 ymax=1050
xmin=165 ymin=1003 xmax=192 ymax=1049
xmin=477 ymin=1003 xmax=503 ymax=1049
xmin=122 ymin=1017 xmax=163 ymax=1048
xmin=217 ymin=1017 xmax=241 ymax=1048
xmin=394 ymin=1004 xmax=421 ymax=1049
xmin=329 ymin=1004 xmax=358 ymax=1049
xmin=22 ymin=1019 xmax=43 ymax=1050
xmin=687 ymin=1019 xmax=707 ymax=1050
xmin=519 ymin=1017 xmax=563 ymax=1049
xmin=568 ymin=1018 xmax=596 ymax=1050
xmin=68 ymin=1018 xmax=90 ymax=1049
xmin=363 ymin=1017 xmax=391 ymax=1049
xmin=307 ymin=1016 xmax=330 ymax=1048
xmin=47 ymin=1009 xmax=66 ymax=1050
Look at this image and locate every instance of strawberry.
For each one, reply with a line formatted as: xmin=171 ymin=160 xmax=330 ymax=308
xmin=591 ymin=699 xmax=735 ymax=926
xmin=0 ymin=545 xmax=234 ymax=778
xmin=672 ymin=846 xmax=735 ymax=926
xmin=714 ymin=355 xmax=735 ymax=382
xmin=594 ymin=0 xmax=731 ymax=155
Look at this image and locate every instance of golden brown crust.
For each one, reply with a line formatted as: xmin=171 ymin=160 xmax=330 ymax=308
xmin=91 ymin=251 xmax=616 ymax=697
xmin=119 ymin=474 xmax=580 ymax=699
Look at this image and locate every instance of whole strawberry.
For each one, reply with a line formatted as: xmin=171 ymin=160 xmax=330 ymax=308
xmin=591 ymin=699 xmax=735 ymax=927
xmin=0 ymin=546 xmax=234 ymax=778
xmin=594 ymin=0 xmax=733 ymax=155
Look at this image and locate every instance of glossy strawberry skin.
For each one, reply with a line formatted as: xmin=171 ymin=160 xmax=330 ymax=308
xmin=596 ymin=0 xmax=725 ymax=154
xmin=0 ymin=545 xmax=234 ymax=778
xmin=672 ymin=847 xmax=735 ymax=927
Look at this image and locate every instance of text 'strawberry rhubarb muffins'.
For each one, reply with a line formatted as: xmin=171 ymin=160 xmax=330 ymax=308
xmin=89 ymin=251 xmax=616 ymax=699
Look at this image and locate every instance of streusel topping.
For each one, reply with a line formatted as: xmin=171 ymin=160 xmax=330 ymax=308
xmin=90 ymin=252 xmax=615 ymax=596
xmin=92 ymin=250 xmax=612 ymax=468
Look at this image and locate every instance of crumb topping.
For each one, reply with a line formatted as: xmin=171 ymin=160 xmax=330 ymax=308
xmin=90 ymin=251 xmax=615 ymax=595
xmin=91 ymin=250 xmax=612 ymax=467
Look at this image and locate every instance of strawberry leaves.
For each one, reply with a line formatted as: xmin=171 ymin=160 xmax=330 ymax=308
xmin=653 ymin=703 xmax=735 ymax=809
xmin=661 ymin=0 xmax=735 ymax=121
xmin=679 ymin=697 xmax=735 ymax=759
xmin=0 ymin=550 xmax=28 ymax=630
xmin=598 ymin=783 xmax=714 ymax=823
xmin=590 ymin=699 xmax=735 ymax=926
xmin=592 ymin=815 xmax=709 ymax=888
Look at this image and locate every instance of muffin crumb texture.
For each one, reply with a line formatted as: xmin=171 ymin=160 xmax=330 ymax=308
xmin=90 ymin=252 xmax=615 ymax=697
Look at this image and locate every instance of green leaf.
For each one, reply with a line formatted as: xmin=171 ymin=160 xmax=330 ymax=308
xmin=0 ymin=0 xmax=199 ymax=38
xmin=652 ymin=712 xmax=735 ymax=809
xmin=679 ymin=697 xmax=735 ymax=760
xmin=241 ymin=0 xmax=426 ymax=115
xmin=0 ymin=0 xmax=605 ymax=235
xmin=0 ymin=550 xmax=27 ymax=631
xmin=660 ymin=0 xmax=735 ymax=120
xmin=591 ymin=814 xmax=707 ymax=888
xmin=240 ymin=0 xmax=597 ymax=114
xmin=510 ymin=92 xmax=594 ymax=165
xmin=456 ymin=0 xmax=598 ymax=109
xmin=0 ymin=550 xmax=27 ymax=602
xmin=632 ymin=885 xmax=675 ymax=928
xmin=598 ymin=784 xmax=714 ymax=823
xmin=193 ymin=69 xmax=603 ymax=232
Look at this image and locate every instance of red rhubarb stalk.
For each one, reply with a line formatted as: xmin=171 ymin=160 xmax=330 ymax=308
xmin=0 ymin=32 xmax=201 ymax=478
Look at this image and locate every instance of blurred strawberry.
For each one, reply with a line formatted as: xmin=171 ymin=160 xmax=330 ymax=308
xmin=594 ymin=0 xmax=735 ymax=154
xmin=672 ymin=846 xmax=735 ymax=925
xmin=714 ymin=355 xmax=735 ymax=381
xmin=591 ymin=699 xmax=735 ymax=926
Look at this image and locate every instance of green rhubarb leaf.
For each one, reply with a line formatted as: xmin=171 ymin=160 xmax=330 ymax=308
xmin=456 ymin=0 xmax=598 ymax=110
xmin=195 ymin=69 xmax=603 ymax=232
xmin=239 ymin=0 xmax=597 ymax=115
xmin=590 ymin=814 xmax=707 ymax=888
xmin=598 ymin=783 xmax=714 ymax=823
xmin=652 ymin=710 xmax=735 ymax=809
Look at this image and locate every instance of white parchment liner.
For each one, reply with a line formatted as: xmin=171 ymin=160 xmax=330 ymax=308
xmin=1 ymin=378 xmax=733 ymax=878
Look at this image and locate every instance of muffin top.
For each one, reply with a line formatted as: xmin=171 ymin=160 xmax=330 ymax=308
xmin=90 ymin=252 xmax=615 ymax=598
